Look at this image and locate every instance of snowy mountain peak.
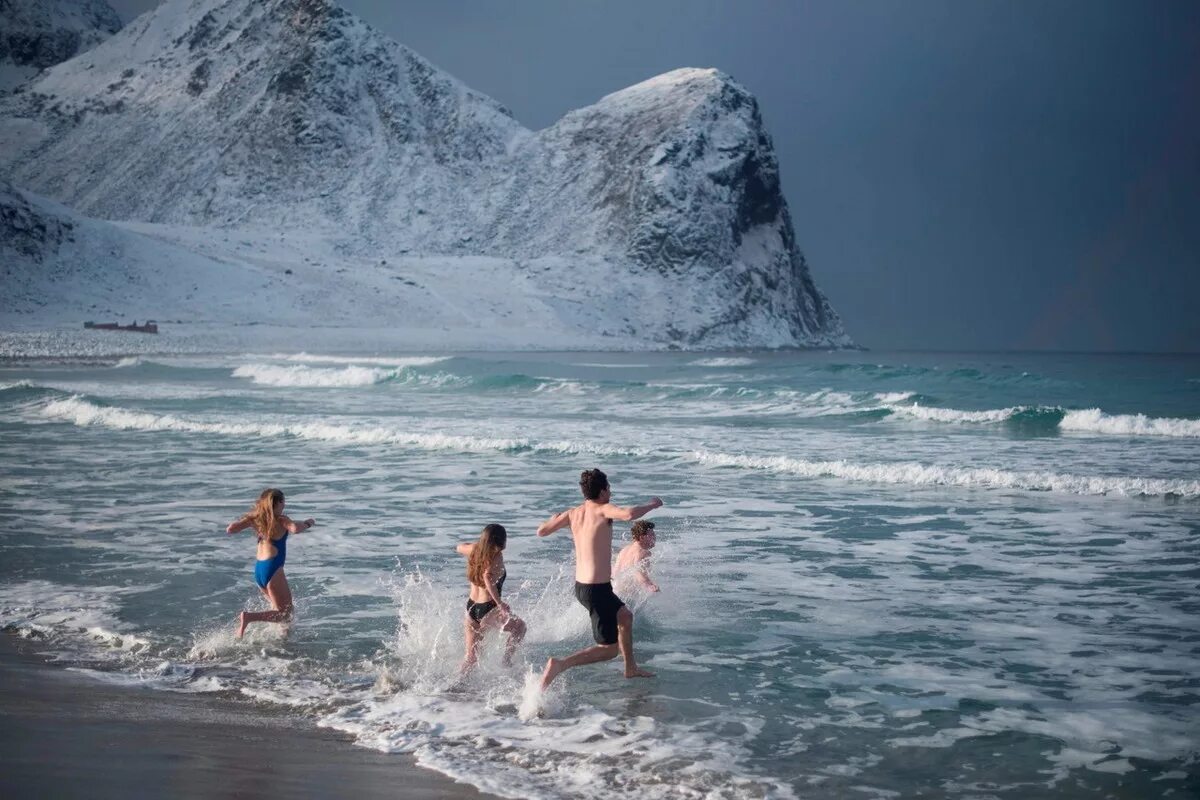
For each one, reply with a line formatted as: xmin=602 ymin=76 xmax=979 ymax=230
xmin=0 ymin=0 xmax=121 ymax=92
xmin=0 ymin=0 xmax=851 ymax=348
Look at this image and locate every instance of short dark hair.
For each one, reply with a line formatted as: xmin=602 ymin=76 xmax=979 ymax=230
xmin=579 ymin=468 xmax=609 ymax=500
xmin=631 ymin=520 xmax=655 ymax=541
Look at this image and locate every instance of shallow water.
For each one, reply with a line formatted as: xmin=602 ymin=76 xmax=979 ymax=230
xmin=1 ymin=350 xmax=1198 ymax=798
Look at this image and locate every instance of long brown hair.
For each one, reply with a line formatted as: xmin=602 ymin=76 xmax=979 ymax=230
xmin=466 ymin=524 xmax=506 ymax=587
xmin=246 ymin=488 xmax=284 ymax=542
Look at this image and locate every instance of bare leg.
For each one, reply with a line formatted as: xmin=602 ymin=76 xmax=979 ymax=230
xmin=235 ymin=570 xmax=294 ymax=638
xmin=458 ymin=615 xmax=481 ymax=676
xmin=540 ymin=643 xmax=619 ymax=690
xmin=617 ymin=606 xmax=654 ymax=679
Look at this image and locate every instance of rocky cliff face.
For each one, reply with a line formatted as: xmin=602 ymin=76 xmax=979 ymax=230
xmin=0 ymin=0 xmax=121 ymax=92
xmin=0 ymin=0 xmax=850 ymax=348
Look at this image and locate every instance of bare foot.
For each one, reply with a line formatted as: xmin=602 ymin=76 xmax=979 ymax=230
xmin=235 ymin=611 xmax=248 ymax=639
xmin=540 ymin=657 xmax=563 ymax=690
xmin=624 ymin=667 xmax=655 ymax=679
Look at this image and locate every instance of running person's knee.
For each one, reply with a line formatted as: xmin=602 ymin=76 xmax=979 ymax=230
xmin=617 ymin=606 xmax=633 ymax=628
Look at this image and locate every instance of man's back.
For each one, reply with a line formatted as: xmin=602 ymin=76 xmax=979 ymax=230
xmin=568 ymin=500 xmax=614 ymax=583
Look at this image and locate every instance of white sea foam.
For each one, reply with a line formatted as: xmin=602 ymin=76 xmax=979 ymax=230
xmin=260 ymin=352 xmax=451 ymax=367
xmin=873 ymin=391 xmax=916 ymax=404
xmin=313 ymin=566 xmax=796 ymax=800
xmin=33 ymin=396 xmax=642 ymax=459
xmin=1060 ymin=408 xmax=1200 ymax=437
xmin=232 ymin=363 xmax=410 ymax=387
xmin=690 ymin=450 xmax=1200 ymax=497
xmin=689 ymin=357 xmax=757 ymax=367
xmin=0 ymin=379 xmax=37 ymax=391
xmin=571 ymin=362 xmax=652 ymax=368
xmin=885 ymin=402 xmax=1200 ymax=438
xmin=889 ymin=403 xmax=1031 ymax=424
xmin=0 ymin=580 xmax=153 ymax=660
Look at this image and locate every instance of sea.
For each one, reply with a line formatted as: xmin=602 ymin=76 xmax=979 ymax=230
xmin=0 ymin=348 xmax=1197 ymax=799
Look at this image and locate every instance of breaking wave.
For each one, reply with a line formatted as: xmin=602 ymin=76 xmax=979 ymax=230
xmin=690 ymin=451 xmax=1200 ymax=498
xmin=34 ymin=396 xmax=641 ymax=458
xmin=231 ymin=363 xmax=462 ymax=388
xmin=689 ymin=357 xmax=757 ymax=367
xmin=1059 ymin=409 xmax=1200 ymax=438
xmin=260 ymin=353 xmax=451 ymax=367
xmin=29 ymin=396 xmax=1195 ymax=497
xmin=886 ymin=403 xmax=1200 ymax=437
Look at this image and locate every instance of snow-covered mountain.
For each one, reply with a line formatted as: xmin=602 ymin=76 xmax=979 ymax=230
xmin=0 ymin=0 xmax=122 ymax=92
xmin=0 ymin=0 xmax=850 ymax=349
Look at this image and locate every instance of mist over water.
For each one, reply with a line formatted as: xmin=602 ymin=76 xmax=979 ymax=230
xmin=1 ymin=350 xmax=1197 ymax=798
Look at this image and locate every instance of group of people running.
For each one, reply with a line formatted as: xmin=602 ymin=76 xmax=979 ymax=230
xmin=226 ymin=468 xmax=662 ymax=689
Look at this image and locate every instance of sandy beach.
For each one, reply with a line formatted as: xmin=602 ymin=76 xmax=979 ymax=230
xmin=0 ymin=634 xmax=496 ymax=800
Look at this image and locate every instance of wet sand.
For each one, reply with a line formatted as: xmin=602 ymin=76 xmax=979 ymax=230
xmin=0 ymin=634 xmax=497 ymax=800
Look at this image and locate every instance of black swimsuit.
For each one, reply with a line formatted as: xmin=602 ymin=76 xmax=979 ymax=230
xmin=465 ymin=570 xmax=507 ymax=623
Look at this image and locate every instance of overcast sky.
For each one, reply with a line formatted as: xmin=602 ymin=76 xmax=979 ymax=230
xmin=109 ymin=0 xmax=1200 ymax=352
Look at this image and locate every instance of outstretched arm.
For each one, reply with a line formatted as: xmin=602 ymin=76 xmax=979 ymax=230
xmin=536 ymin=510 xmax=571 ymax=537
xmin=281 ymin=515 xmax=316 ymax=534
xmin=602 ymin=497 xmax=663 ymax=522
xmin=455 ymin=543 xmax=474 ymax=557
xmin=226 ymin=515 xmax=253 ymax=535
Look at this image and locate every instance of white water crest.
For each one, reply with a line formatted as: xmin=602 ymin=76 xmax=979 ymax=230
xmin=1060 ymin=408 xmax=1200 ymax=437
xmin=232 ymin=363 xmax=413 ymax=387
xmin=262 ymin=353 xmax=452 ymax=367
xmin=690 ymin=450 xmax=1200 ymax=497
xmin=889 ymin=403 xmax=1038 ymax=424
xmin=689 ymin=357 xmax=757 ymax=367
xmin=33 ymin=396 xmax=644 ymax=459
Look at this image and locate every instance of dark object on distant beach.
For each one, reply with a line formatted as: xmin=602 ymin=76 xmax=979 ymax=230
xmin=84 ymin=320 xmax=158 ymax=333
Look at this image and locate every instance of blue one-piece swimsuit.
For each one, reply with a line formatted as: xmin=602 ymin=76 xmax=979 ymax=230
xmin=254 ymin=532 xmax=288 ymax=589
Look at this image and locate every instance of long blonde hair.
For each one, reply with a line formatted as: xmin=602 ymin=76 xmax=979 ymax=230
xmin=246 ymin=488 xmax=284 ymax=542
xmin=466 ymin=524 xmax=506 ymax=587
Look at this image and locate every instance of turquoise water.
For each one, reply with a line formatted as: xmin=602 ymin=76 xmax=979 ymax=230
xmin=1 ymin=350 xmax=1197 ymax=798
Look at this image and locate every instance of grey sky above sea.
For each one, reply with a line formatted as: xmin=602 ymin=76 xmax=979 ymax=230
xmin=108 ymin=1 xmax=1200 ymax=352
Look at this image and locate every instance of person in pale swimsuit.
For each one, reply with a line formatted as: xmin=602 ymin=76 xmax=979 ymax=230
xmin=536 ymin=468 xmax=662 ymax=689
xmin=226 ymin=488 xmax=315 ymax=638
xmin=456 ymin=523 xmax=526 ymax=674
xmin=614 ymin=520 xmax=659 ymax=595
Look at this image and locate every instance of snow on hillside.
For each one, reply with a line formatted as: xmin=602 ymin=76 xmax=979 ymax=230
xmin=0 ymin=182 xmax=655 ymax=355
xmin=0 ymin=0 xmax=121 ymax=92
xmin=0 ymin=0 xmax=851 ymax=350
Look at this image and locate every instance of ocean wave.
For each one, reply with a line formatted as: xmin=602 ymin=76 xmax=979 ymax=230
xmin=231 ymin=363 xmax=463 ymax=388
xmin=34 ymin=396 xmax=641 ymax=458
xmin=0 ymin=580 xmax=154 ymax=659
xmin=690 ymin=451 xmax=1200 ymax=497
xmin=1060 ymin=409 xmax=1200 ymax=438
xmin=887 ymin=403 xmax=1199 ymax=437
xmin=689 ymin=357 xmax=757 ymax=367
xmin=888 ymin=403 xmax=1046 ymax=424
xmin=260 ymin=353 xmax=451 ymax=367
xmin=0 ymin=379 xmax=38 ymax=392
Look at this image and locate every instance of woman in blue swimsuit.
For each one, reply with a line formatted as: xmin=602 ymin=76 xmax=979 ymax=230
xmin=456 ymin=524 xmax=526 ymax=674
xmin=226 ymin=488 xmax=315 ymax=638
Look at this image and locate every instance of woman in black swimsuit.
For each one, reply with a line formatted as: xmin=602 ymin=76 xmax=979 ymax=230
xmin=456 ymin=524 xmax=526 ymax=674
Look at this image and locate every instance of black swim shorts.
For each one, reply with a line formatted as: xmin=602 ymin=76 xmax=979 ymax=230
xmin=574 ymin=581 xmax=625 ymax=645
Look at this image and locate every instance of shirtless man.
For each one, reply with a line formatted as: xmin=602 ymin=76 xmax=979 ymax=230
xmin=536 ymin=468 xmax=662 ymax=689
xmin=614 ymin=520 xmax=658 ymax=594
